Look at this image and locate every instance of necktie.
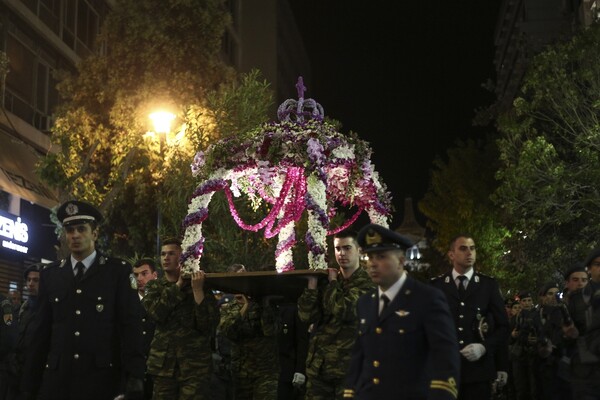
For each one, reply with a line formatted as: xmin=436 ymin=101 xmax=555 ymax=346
xmin=457 ymin=275 xmax=467 ymax=299
xmin=74 ymin=262 xmax=85 ymax=283
xmin=380 ymin=294 xmax=390 ymax=315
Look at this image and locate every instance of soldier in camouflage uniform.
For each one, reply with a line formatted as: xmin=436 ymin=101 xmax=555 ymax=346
xmin=142 ymin=238 xmax=218 ymax=400
xmin=219 ymin=290 xmax=280 ymax=400
xmin=297 ymin=230 xmax=375 ymax=399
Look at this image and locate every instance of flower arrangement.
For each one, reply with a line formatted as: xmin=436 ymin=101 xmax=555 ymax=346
xmin=181 ymin=77 xmax=392 ymax=273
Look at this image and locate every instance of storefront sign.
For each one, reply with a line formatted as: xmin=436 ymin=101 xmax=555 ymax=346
xmin=0 ymin=210 xmax=29 ymax=254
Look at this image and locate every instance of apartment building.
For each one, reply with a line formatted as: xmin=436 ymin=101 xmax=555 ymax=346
xmin=494 ymin=0 xmax=599 ymax=111
xmin=0 ymin=0 xmax=309 ymax=298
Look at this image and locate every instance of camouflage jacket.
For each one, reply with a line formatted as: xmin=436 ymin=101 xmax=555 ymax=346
xmin=297 ymin=267 xmax=375 ymax=379
xmin=142 ymin=277 xmax=218 ymax=377
xmin=218 ymin=300 xmax=279 ymax=378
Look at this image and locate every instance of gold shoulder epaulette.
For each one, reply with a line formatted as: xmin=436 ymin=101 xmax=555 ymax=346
xmin=430 ymin=377 xmax=458 ymax=398
xmin=343 ymin=388 xmax=355 ymax=398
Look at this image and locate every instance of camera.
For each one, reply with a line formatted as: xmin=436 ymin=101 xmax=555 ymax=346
xmin=554 ymin=291 xmax=573 ymax=326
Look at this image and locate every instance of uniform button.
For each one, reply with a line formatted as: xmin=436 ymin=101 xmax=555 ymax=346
xmin=142 ymin=318 xmax=146 ymax=323
xmin=75 ymin=310 xmax=81 ymax=315
xmin=54 ymin=298 xmax=59 ymax=302
xmin=399 ymin=329 xmax=405 ymax=334
xmin=458 ymin=327 xmax=464 ymax=331
xmin=76 ymin=289 xmax=82 ymax=294
xmin=142 ymin=331 xmax=147 ymax=335
xmin=460 ymin=302 xmax=465 ymax=306
xmin=74 ymin=331 xmax=80 ymax=336
xmin=459 ymin=340 xmax=464 ymax=345
xmin=74 ymin=354 xmax=79 ymax=359
xmin=459 ymin=315 xmax=464 ymax=319
xmin=373 ymin=360 xmax=380 ymax=367
xmin=375 ymin=327 xmax=382 ymax=334
xmin=373 ymin=378 xmax=380 ymax=385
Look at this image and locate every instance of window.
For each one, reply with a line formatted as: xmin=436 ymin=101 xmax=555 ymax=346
xmin=4 ymin=23 xmax=60 ymax=131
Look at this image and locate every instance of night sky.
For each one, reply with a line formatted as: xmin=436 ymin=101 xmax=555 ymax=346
xmin=290 ymin=1 xmax=502 ymax=226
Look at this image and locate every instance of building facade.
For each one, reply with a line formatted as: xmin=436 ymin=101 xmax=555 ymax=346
xmin=222 ymin=0 xmax=311 ymax=111
xmin=0 ymin=0 xmax=309 ymax=299
xmin=0 ymin=0 xmax=111 ymax=298
xmin=494 ymin=0 xmax=599 ymax=111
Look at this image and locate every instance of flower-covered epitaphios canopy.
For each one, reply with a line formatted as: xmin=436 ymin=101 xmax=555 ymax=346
xmin=181 ymin=77 xmax=392 ymax=273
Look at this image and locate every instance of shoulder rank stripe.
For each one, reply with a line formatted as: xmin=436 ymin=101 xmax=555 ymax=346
xmin=343 ymin=389 xmax=354 ymax=398
xmin=430 ymin=377 xmax=458 ymax=398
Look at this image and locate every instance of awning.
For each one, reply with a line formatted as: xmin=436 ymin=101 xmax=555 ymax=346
xmin=0 ymin=130 xmax=59 ymax=209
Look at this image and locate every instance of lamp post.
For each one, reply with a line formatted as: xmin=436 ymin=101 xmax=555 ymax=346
xmin=149 ymin=111 xmax=175 ymax=258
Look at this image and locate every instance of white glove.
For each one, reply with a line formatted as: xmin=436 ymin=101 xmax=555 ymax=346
xmin=292 ymin=372 xmax=306 ymax=388
xmin=460 ymin=343 xmax=486 ymax=361
xmin=496 ymin=371 xmax=508 ymax=388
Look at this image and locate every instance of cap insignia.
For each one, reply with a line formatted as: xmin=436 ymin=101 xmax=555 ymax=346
xmin=365 ymin=229 xmax=382 ymax=246
xmin=65 ymin=203 xmax=78 ymax=216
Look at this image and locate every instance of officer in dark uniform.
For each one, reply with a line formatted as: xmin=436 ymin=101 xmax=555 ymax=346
xmin=344 ymin=224 xmax=460 ymax=400
xmin=23 ymin=200 xmax=145 ymax=400
xmin=431 ymin=234 xmax=509 ymax=400
xmin=0 ymin=294 xmax=17 ymax=400
xmin=566 ymin=248 xmax=600 ymax=399
xmin=133 ymin=258 xmax=158 ymax=400
xmin=4 ymin=263 xmax=43 ymax=399
xmin=276 ymin=302 xmax=308 ymax=400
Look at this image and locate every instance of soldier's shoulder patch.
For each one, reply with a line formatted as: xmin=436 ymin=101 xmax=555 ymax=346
xmin=145 ymin=278 xmax=161 ymax=289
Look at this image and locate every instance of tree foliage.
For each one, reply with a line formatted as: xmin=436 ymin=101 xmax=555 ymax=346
xmin=419 ymin=138 xmax=511 ymax=284
xmin=494 ymin=22 xmax=600 ymax=283
xmin=37 ymin=0 xmax=275 ymax=261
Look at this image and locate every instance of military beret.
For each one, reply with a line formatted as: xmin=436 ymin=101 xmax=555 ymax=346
xmin=57 ymin=200 xmax=104 ymax=226
xmin=563 ymin=262 xmax=586 ymax=281
xmin=517 ymin=291 xmax=532 ymax=300
xmin=538 ymin=281 xmax=559 ymax=297
xmin=357 ymin=224 xmax=413 ymax=253
xmin=583 ymin=247 xmax=600 ymax=268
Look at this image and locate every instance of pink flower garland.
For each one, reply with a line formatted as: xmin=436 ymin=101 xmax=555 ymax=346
xmin=223 ymin=167 xmax=307 ymax=239
xmin=180 ymin=103 xmax=393 ymax=274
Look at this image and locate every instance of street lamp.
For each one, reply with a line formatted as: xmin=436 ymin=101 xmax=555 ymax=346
xmin=149 ymin=111 xmax=176 ymax=136
xmin=149 ymin=110 xmax=175 ymax=258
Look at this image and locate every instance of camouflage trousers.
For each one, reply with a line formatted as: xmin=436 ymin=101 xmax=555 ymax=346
xmin=233 ymin=371 xmax=278 ymax=400
xmin=305 ymin=375 xmax=344 ymax=400
xmin=152 ymin=366 xmax=211 ymax=400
